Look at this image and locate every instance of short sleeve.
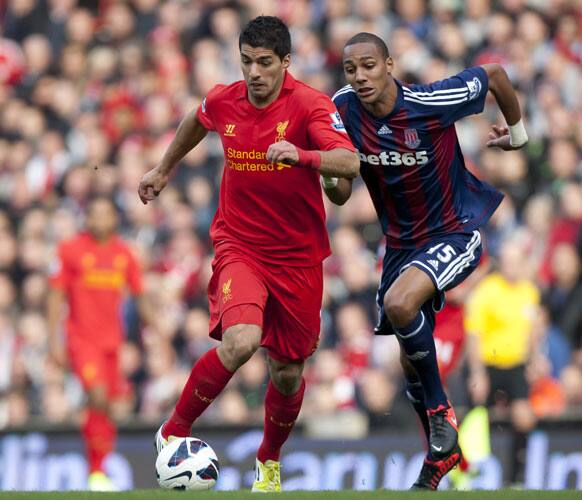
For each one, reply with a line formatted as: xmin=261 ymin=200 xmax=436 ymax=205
xmin=48 ymin=244 xmax=72 ymax=290
xmin=125 ymin=249 xmax=144 ymax=295
xmin=403 ymin=66 xmax=489 ymax=127
xmin=306 ymin=94 xmax=356 ymax=152
xmin=195 ymin=84 xmax=227 ymax=132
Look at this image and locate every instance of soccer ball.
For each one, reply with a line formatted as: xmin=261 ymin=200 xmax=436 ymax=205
xmin=155 ymin=437 xmax=220 ymax=490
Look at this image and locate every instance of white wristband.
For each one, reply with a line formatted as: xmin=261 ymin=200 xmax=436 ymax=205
xmin=508 ymin=119 xmax=528 ymax=148
xmin=321 ymin=176 xmax=338 ymax=189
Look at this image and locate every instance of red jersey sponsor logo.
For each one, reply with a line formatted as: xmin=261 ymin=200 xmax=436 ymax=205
xmin=225 ymin=147 xmax=291 ymax=173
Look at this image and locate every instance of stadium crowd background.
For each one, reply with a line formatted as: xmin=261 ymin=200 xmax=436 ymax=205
xmin=0 ymin=0 xmax=580 ymax=434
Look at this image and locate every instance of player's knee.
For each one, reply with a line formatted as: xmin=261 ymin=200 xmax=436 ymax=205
xmin=384 ymin=292 xmax=417 ymax=328
xmin=269 ymin=360 xmax=303 ymax=395
xmin=220 ymin=325 xmax=261 ymax=368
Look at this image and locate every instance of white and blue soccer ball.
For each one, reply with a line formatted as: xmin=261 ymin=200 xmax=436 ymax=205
xmin=155 ymin=437 xmax=220 ymax=490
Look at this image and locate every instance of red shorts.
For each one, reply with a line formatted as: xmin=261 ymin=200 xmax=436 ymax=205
xmin=68 ymin=337 xmax=130 ymax=399
xmin=208 ymin=250 xmax=323 ymax=363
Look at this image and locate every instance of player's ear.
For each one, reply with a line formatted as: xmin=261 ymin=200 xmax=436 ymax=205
xmin=385 ymin=56 xmax=394 ymax=75
xmin=281 ymin=54 xmax=291 ymax=70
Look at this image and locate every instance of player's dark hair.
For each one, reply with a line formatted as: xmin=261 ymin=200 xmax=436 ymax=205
xmin=344 ymin=32 xmax=390 ymax=59
xmin=239 ymin=16 xmax=291 ymax=61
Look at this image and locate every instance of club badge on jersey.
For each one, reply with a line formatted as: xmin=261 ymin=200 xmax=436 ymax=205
xmin=404 ymin=128 xmax=421 ymax=149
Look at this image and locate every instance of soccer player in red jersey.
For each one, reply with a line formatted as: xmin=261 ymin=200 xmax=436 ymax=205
xmin=138 ymin=16 xmax=358 ymax=492
xmin=47 ymin=197 xmax=149 ymax=491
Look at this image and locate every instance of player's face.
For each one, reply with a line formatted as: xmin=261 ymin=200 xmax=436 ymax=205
xmin=86 ymin=199 xmax=118 ymax=240
xmin=342 ymin=43 xmax=393 ymax=104
xmin=240 ymin=44 xmax=290 ymax=104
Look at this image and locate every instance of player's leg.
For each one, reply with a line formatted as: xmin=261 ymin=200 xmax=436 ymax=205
xmin=252 ymin=355 xmax=306 ymax=494
xmin=69 ymin=345 xmax=117 ymax=491
xmin=253 ymin=263 xmax=322 ymax=492
xmin=374 ymin=251 xmax=437 ymax=460
xmin=162 ymin=320 xmax=262 ymax=440
xmin=384 ymin=267 xmax=449 ymax=413
xmin=258 ymin=356 xmax=305 ymax=463
xmin=161 ymin=257 xmax=267 ymax=443
xmin=400 ymin=348 xmax=431 ymax=445
xmin=253 ymin=356 xmax=305 ymax=493
xmin=84 ymin=384 xmax=117 ymax=490
xmin=383 ymin=231 xmax=483 ymax=490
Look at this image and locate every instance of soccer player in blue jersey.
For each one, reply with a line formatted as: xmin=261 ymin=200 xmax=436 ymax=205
xmin=328 ymin=32 xmax=528 ymax=490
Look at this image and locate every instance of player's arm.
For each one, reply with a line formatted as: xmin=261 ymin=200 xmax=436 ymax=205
xmin=138 ymin=110 xmax=209 ymax=204
xmin=481 ymin=63 xmax=528 ymax=151
xmin=47 ymin=287 xmax=67 ymax=367
xmin=266 ymin=93 xmax=359 ymax=179
xmin=266 ymin=142 xmax=359 ymax=179
xmin=318 ymin=147 xmax=360 ymax=179
xmin=322 ymin=177 xmax=353 ymax=206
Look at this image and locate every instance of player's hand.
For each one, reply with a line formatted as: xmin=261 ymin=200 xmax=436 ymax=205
xmin=266 ymin=140 xmax=299 ymax=165
xmin=485 ymin=124 xmax=520 ymax=150
xmin=138 ymin=166 xmax=169 ymax=204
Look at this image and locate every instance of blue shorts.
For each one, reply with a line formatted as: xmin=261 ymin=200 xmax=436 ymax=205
xmin=375 ymin=230 xmax=482 ymax=336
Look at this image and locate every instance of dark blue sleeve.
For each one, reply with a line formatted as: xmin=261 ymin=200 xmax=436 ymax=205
xmin=402 ymin=66 xmax=489 ymax=127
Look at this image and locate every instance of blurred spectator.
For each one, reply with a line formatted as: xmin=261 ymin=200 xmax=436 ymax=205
xmin=465 ymin=238 xmax=541 ymax=485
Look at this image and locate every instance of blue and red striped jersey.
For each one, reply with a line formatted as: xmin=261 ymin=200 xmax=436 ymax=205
xmin=333 ymin=66 xmax=503 ymax=249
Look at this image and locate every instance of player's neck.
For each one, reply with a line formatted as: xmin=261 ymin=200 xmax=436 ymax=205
xmin=362 ymin=78 xmax=398 ymax=117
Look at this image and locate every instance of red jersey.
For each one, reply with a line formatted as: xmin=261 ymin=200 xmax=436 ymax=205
xmin=196 ymin=71 xmax=355 ymax=266
xmin=49 ymin=232 xmax=143 ymax=349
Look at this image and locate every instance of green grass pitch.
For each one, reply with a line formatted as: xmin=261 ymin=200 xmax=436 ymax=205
xmin=0 ymin=491 xmax=581 ymax=499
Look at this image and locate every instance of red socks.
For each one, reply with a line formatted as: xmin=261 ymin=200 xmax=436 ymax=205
xmin=257 ymin=378 xmax=305 ymax=463
xmin=82 ymin=408 xmax=116 ymax=473
xmin=163 ymin=347 xmax=234 ymax=438
xmin=164 ymin=347 xmax=304 ymax=464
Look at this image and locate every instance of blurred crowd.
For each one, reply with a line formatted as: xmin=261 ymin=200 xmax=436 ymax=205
xmin=0 ymin=0 xmax=580 ymax=433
